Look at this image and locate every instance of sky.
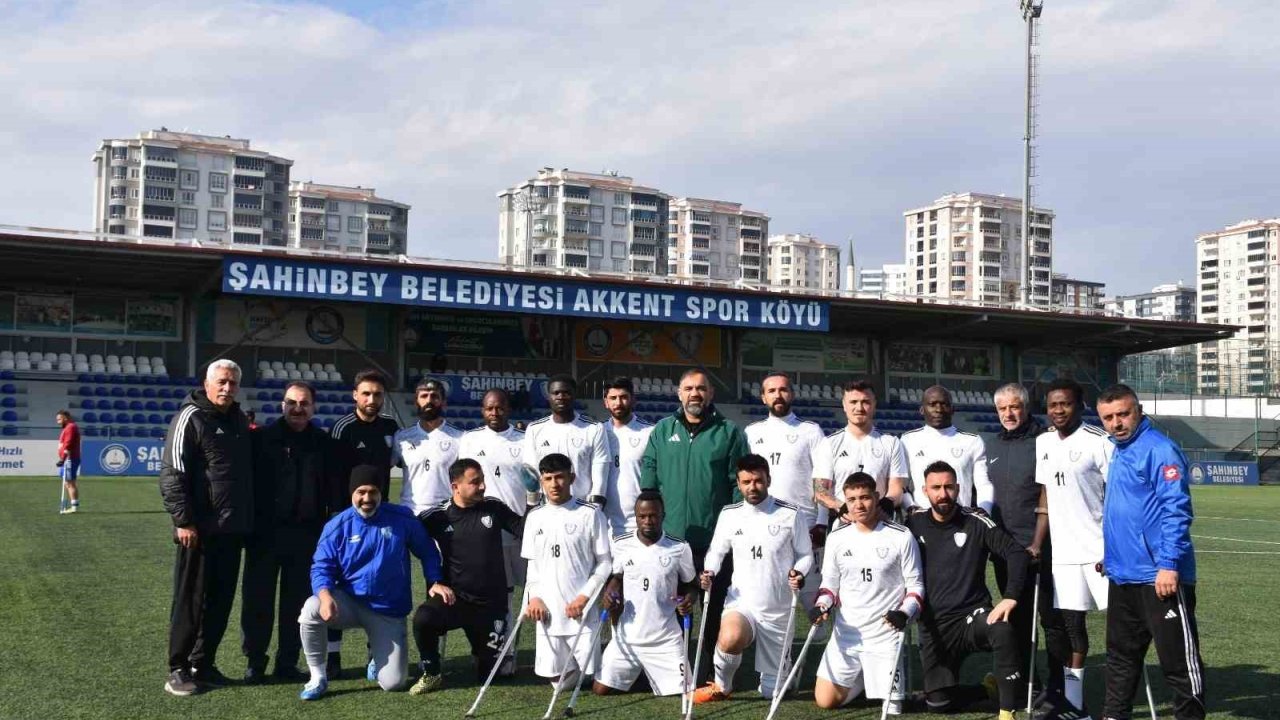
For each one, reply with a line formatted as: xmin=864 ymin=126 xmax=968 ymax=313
xmin=0 ymin=0 xmax=1276 ymax=296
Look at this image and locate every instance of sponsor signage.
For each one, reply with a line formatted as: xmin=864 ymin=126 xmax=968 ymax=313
xmin=0 ymin=440 xmax=60 ymax=476
xmin=1188 ymin=461 xmax=1259 ymax=486
xmin=223 ymin=257 xmax=830 ymax=332
xmin=82 ymin=439 xmax=166 ymax=476
xmin=426 ymin=372 xmax=550 ymax=407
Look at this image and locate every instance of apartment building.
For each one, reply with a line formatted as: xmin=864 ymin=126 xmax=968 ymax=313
xmin=902 ymin=192 xmax=1053 ymax=307
xmin=1196 ymin=219 xmax=1280 ymax=395
xmin=668 ymin=198 xmax=770 ymax=283
xmin=1050 ymin=273 xmax=1106 ymax=311
xmin=288 ymin=182 xmax=409 ymax=255
xmin=1106 ymin=282 xmax=1197 ymax=322
xmin=766 ymin=234 xmax=840 ymax=291
xmin=91 ymin=129 xmax=292 ymax=246
xmin=858 ymin=263 xmax=909 ymax=296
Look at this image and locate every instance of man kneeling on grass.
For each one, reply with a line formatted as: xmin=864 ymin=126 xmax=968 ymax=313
xmin=296 ymin=465 xmax=454 ymax=700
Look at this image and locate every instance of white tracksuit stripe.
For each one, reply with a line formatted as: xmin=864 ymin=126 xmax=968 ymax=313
xmin=169 ymin=406 xmax=198 ymax=473
xmin=1176 ymin=589 xmax=1202 ymax=697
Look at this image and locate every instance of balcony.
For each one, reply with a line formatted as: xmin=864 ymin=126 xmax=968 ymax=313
xmin=141 ymin=205 xmax=175 ymax=222
xmin=233 ymin=214 xmax=262 ymax=229
xmin=692 ymin=238 xmax=710 ymax=250
xmin=563 ymin=187 xmax=591 ymax=203
xmin=234 ymin=157 xmax=266 ymax=173
xmin=741 ymin=256 xmax=760 ymax=266
xmin=631 ymin=259 xmax=655 ymax=273
xmin=691 ymin=223 xmax=712 ymax=237
xmin=233 ymin=232 xmax=262 ymax=245
xmin=234 ymin=177 xmax=264 ymax=191
xmin=300 ymin=228 xmax=323 ymax=242
xmin=144 ymin=148 xmax=177 ymax=164
xmin=142 ymin=224 xmax=173 ymax=238
xmin=630 ymin=243 xmax=656 ymax=257
xmin=563 ymin=238 xmax=589 ymax=252
xmin=234 ymin=194 xmax=263 ymax=211
xmin=300 ymin=197 xmax=326 ymax=210
xmin=630 ymin=209 xmax=660 ymax=224
xmin=144 ymin=188 xmax=175 ymax=202
xmin=739 ymin=228 xmax=762 ymax=240
xmin=144 ymin=168 xmax=177 ymax=184
xmin=367 ymin=234 xmax=391 ymax=247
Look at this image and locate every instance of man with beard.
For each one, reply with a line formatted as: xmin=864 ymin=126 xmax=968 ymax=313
xmin=906 ymin=461 xmax=1027 ymax=719
xmin=640 ymin=367 xmax=749 ymax=682
xmin=159 ymin=359 xmax=253 ymax=696
xmin=411 ymin=459 xmax=527 ymax=693
xmin=813 ymin=379 xmax=909 ymax=518
xmin=523 ymin=374 xmax=611 ymax=505
xmin=593 ymin=491 xmax=697 ymax=697
xmin=297 ymin=465 xmax=453 ymax=700
xmin=692 ymin=454 xmax=811 ymax=703
xmin=600 ymin=377 xmax=654 ymax=536
xmin=396 ymin=377 xmax=463 ymax=515
xmin=55 ymin=409 xmax=82 ymax=514
xmin=901 ymin=386 xmax=991 ymax=512
xmin=241 ymin=381 xmax=335 ymax=685
xmin=1036 ymin=378 xmax=1112 ymax=718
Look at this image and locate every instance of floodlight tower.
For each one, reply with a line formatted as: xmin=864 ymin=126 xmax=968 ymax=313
xmin=1020 ymin=0 xmax=1044 ymax=307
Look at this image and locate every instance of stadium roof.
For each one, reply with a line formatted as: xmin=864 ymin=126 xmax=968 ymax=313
xmin=0 ymin=226 xmax=1234 ymax=354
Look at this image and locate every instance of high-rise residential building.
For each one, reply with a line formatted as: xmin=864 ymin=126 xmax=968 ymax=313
xmin=857 ymin=263 xmax=909 ymax=296
xmin=92 ymin=129 xmax=292 ymax=246
xmin=1105 ymin=282 xmax=1197 ymax=322
xmin=1196 ymin=219 xmax=1280 ymax=395
xmin=288 ymin=182 xmax=409 ymax=255
xmin=903 ymin=192 xmax=1053 ymax=307
xmin=766 ymin=234 xmax=840 ymax=291
xmin=497 ymin=168 xmax=670 ymax=275
xmin=668 ymin=198 xmax=770 ymax=284
xmin=1051 ymin=273 xmax=1106 ymax=311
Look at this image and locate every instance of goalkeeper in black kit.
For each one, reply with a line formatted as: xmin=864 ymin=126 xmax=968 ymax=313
xmin=905 ymin=460 xmax=1029 ymax=719
xmin=410 ymin=458 xmax=530 ymax=694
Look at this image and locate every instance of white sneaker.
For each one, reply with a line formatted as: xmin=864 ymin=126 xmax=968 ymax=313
xmin=68 ymin=505 xmax=79 ymax=513
xmin=758 ymin=673 xmax=778 ymax=699
xmin=886 ymin=700 xmax=903 ymax=715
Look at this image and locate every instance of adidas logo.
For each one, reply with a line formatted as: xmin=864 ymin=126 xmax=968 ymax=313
xmin=838 ymin=450 xmax=848 ymax=457
xmin=668 ymin=433 xmax=681 ymax=442
xmin=477 ymin=450 xmax=486 ymax=456
xmin=1043 ymin=453 xmax=1049 ymax=460
xmin=445 ymin=526 xmax=454 ymax=533
xmin=215 ymin=427 xmax=225 ymax=435
xmin=914 ymin=450 xmax=923 ymax=457
xmin=541 ymin=440 xmax=550 ymax=447
xmin=1164 ymin=609 xmax=1178 ymax=620
xmin=842 ymin=549 xmax=852 ymax=557
xmin=625 ymin=559 xmax=635 ymax=567
xmin=536 ymin=529 xmax=544 ymax=536
xmin=356 ymin=441 xmax=366 ymax=449
xmin=753 ymin=438 xmax=764 ymax=444
xmin=734 ymin=529 xmax=744 ymax=536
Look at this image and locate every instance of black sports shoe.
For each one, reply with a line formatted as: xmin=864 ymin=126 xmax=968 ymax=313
xmin=242 ymin=664 xmax=268 ymax=685
xmin=326 ymin=652 xmax=343 ymax=679
xmin=273 ymin=665 xmax=308 ymax=683
xmin=164 ymin=668 xmax=198 ymax=696
xmin=191 ymin=666 xmax=231 ymax=687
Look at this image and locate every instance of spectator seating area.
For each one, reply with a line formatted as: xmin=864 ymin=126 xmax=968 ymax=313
xmin=66 ymin=379 xmax=200 ymax=438
xmin=0 ymin=351 xmax=168 ymax=376
xmin=738 ymin=381 xmax=842 ymax=405
xmin=256 ymin=360 xmax=345 ymax=385
xmin=1 ymin=381 xmax=29 ymax=435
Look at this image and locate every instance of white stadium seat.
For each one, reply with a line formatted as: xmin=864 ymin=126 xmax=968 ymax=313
xmin=271 ymin=361 xmax=285 ymax=371
xmin=324 ymin=363 xmax=337 ymax=373
xmin=37 ymin=360 xmax=53 ymax=371
xmin=260 ymin=368 xmax=276 ymax=380
xmin=283 ymin=362 xmax=297 ymax=372
xmin=0 ymin=351 xmax=12 ymax=361
xmin=302 ymin=370 xmax=316 ymax=381
xmin=298 ymin=362 xmax=312 ymax=372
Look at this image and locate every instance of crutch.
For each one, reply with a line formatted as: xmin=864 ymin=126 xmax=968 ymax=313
xmin=684 ymin=589 xmax=712 ymax=720
xmin=563 ymin=608 xmax=610 ymax=718
xmin=773 ymin=589 xmax=801 ymax=699
xmin=881 ymin=631 xmax=907 ymax=720
xmin=58 ymin=466 xmax=68 ymax=514
xmin=465 ymin=589 xmax=529 ymax=718
xmin=681 ymin=613 xmax=693 ymax=714
xmin=1142 ymin=664 xmax=1159 ymax=720
xmin=543 ymin=585 xmax=606 ymax=720
xmin=1026 ymin=567 xmax=1042 ymax=716
xmin=765 ymin=619 xmax=823 ymax=720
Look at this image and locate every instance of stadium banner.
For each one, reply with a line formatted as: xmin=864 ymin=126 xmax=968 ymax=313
xmin=1188 ymin=460 xmax=1259 ymax=486
xmin=741 ymin=331 xmax=867 ymax=372
xmin=212 ymin=298 xmax=369 ymax=349
xmin=575 ymin=321 xmax=721 ymax=367
xmin=0 ymin=440 xmax=60 ymax=476
xmin=82 ymin=439 xmax=166 ymax=476
xmin=73 ymin=296 xmax=128 ymax=335
xmin=427 ymin=372 xmax=549 ymax=406
xmin=222 ymin=257 xmax=830 ymax=332
xmin=406 ymin=310 xmax=563 ymax=359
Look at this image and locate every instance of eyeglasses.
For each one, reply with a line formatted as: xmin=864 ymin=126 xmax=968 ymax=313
xmin=282 ymin=399 xmax=313 ymax=409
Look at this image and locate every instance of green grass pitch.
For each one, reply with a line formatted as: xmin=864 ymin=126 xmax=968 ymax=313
xmin=1 ymin=478 xmax=1276 ymax=719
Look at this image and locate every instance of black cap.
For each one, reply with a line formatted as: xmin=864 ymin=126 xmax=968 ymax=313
xmin=349 ymin=464 xmax=383 ymax=496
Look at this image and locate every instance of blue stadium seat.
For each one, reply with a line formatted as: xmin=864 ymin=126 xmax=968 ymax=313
xmin=83 ymin=411 xmax=98 ymax=423
xmin=126 ymin=387 xmax=141 ymax=398
xmin=148 ymin=414 xmax=163 ymax=425
xmin=261 ymin=403 xmax=273 ymax=414
xmin=164 ymin=413 xmax=174 ymax=423
xmin=82 ymin=426 xmax=99 ymax=437
xmin=111 ymin=400 xmax=127 ymax=411
xmin=145 ymin=401 xmax=159 ymax=411
xmin=161 ymin=400 xmax=177 ymax=412
xmin=116 ymin=427 xmax=133 ymax=438
xmin=157 ymin=388 xmax=172 ymax=399
xmin=151 ymin=427 xmax=166 ymax=438
xmin=94 ymin=386 xmax=108 ymax=397
xmin=143 ymin=388 xmax=157 ymax=398
xmin=2 ymin=425 xmax=16 ymax=436
xmin=3 ymin=410 xmax=19 ymax=422
xmin=128 ymin=401 xmax=143 ymax=411
xmin=79 ymin=385 xmax=93 ymax=396
xmin=109 ymin=386 xmax=124 ymax=397
xmin=94 ymin=399 xmax=109 ymax=410
xmin=1 ymin=397 xmax=14 ymax=408
xmin=114 ymin=412 xmax=130 ymax=424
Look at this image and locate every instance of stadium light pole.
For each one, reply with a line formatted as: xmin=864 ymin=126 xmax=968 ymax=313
xmin=1019 ymin=0 xmax=1043 ymax=308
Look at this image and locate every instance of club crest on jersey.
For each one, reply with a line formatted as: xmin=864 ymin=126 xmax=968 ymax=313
xmin=1069 ymin=450 xmax=1083 ymax=462
xmin=871 ymin=445 xmax=883 ymax=458
xmin=509 ymin=447 xmax=522 ymax=457
xmin=571 ymin=437 xmax=584 ymax=448
xmin=481 ymin=515 xmax=493 ymax=528
xmin=380 ymin=526 xmax=393 ymax=539
xmin=768 ymin=524 xmax=782 ymax=536
xmin=629 ymin=436 xmax=642 ymax=447
xmin=953 ymin=532 xmax=967 ymax=547
xmin=659 ymin=555 xmax=672 ymax=567
xmin=786 ymin=433 xmax=798 ymax=444
xmin=442 ymin=440 xmax=454 ymax=452
xmin=877 ymin=546 xmax=889 ymax=559
xmin=565 ymin=523 xmax=578 ymax=534
xmin=1162 ymin=465 xmax=1181 ymax=482
xmin=950 ymin=447 xmax=963 ymax=459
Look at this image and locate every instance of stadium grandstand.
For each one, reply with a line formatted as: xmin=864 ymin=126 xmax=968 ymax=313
xmin=3 ymin=224 xmax=1266 ymax=483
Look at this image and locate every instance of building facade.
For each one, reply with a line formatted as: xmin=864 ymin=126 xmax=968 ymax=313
xmin=92 ymin=130 xmax=292 ymax=246
xmin=288 ymin=182 xmax=409 ymax=255
xmin=1105 ymin=282 xmax=1197 ymax=322
xmin=903 ymin=192 xmax=1053 ymax=307
xmin=668 ymin=198 xmax=770 ymax=284
xmin=766 ymin=234 xmax=839 ymax=290
xmin=1112 ymin=283 xmax=1199 ymax=396
xmin=857 ymin=263 xmax=909 ymax=296
xmin=1196 ymin=219 xmax=1280 ymax=395
xmin=1050 ymin=273 xmax=1106 ymax=311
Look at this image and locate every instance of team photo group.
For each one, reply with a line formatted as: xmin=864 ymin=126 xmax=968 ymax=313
xmin=148 ymin=358 xmax=1205 ymax=720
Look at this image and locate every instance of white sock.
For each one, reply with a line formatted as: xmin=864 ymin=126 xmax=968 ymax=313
xmin=308 ymin=665 xmax=326 ymax=683
xmin=713 ymin=648 xmax=742 ymax=694
xmin=1064 ymin=666 xmax=1085 ymax=708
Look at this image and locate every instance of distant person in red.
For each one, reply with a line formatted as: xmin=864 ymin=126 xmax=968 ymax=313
xmin=56 ymin=410 xmax=82 ymax=514
xmin=246 ymin=411 xmax=259 ymax=430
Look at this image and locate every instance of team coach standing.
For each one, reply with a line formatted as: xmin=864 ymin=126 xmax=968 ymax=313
xmin=1097 ymin=384 xmax=1205 ymax=720
xmin=640 ymin=367 xmax=748 ymax=681
xmin=159 ymin=359 xmax=254 ymax=696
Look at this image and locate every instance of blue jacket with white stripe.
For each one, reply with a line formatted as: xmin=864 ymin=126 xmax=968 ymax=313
xmin=1102 ymin=417 xmax=1197 ymax=585
xmin=311 ymin=502 xmax=442 ymax=617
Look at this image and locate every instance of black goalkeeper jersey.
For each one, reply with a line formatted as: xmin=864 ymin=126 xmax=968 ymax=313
xmin=906 ymin=507 xmax=1028 ymax=625
xmin=330 ymin=412 xmax=399 ymax=497
xmin=419 ymin=498 xmax=525 ymax=606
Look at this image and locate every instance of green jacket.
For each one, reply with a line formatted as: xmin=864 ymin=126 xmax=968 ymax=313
xmin=640 ymin=407 xmax=749 ymax=552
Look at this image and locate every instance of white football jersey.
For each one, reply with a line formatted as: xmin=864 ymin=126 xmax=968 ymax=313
xmin=1036 ymin=423 xmax=1112 ymax=564
xmin=820 ymin=520 xmax=924 ymax=648
xmin=900 ymin=425 xmax=992 ymax=512
xmin=521 ymin=498 xmax=612 ymax=635
xmin=603 ymin=416 xmax=655 ymax=535
xmin=706 ymin=496 xmax=814 ymax=617
xmin=744 ymin=413 xmax=825 ymax=522
xmin=813 ymin=427 xmax=909 ymax=498
xmin=611 ymin=532 xmax=696 ymax=645
xmin=458 ymin=424 xmax=528 ymax=516
xmin=523 ymin=413 xmax=611 ymax=500
xmin=394 ymin=421 xmax=463 ymax=514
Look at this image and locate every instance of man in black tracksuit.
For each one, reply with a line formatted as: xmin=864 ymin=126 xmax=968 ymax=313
xmin=987 ymin=384 xmax=1070 ymax=710
xmin=241 ymin=381 xmax=335 ymax=683
xmin=906 ymin=460 xmax=1028 ymax=718
xmin=410 ymin=458 xmax=527 ymax=693
xmin=159 ymin=360 xmax=254 ymax=696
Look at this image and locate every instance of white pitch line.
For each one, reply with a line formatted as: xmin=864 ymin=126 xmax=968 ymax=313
xmin=1198 ymin=550 xmax=1280 ymax=555
xmin=1191 ymin=534 xmax=1280 ymax=546
xmin=1197 ymin=516 xmax=1280 ymax=524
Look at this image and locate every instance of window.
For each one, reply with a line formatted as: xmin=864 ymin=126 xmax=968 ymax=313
xmin=207 ymin=211 xmax=227 ymax=231
xmin=179 ymin=169 xmax=199 ymax=190
xmin=210 ymin=193 xmax=223 ymax=208
xmin=111 ymin=166 xmax=127 ymax=179
xmin=612 ymin=208 xmax=627 ymax=225
xmin=612 ymin=241 xmax=626 ymax=257
xmin=347 ymin=216 xmax=363 ymax=233
xmin=590 ymin=222 xmax=603 ymax=237
xmin=326 ymin=214 xmax=341 ymax=231
xmin=128 ymin=188 xmax=140 ymax=200
xmin=180 ymin=191 xmax=196 ymax=205
xmin=590 ymin=205 xmax=604 ymax=222
xmin=326 ymin=200 xmax=339 ymax=212
xmin=129 ymin=167 xmax=140 ymax=179
xmin=589 ymin=239 xmax=604 ymax=257
xmin=209 ymin=173 xmax=228 ymax=192
xmin=614 ymin=192 xmax=627 ymax=205
xmin=178 ymin=208 xmax=197 ymax=229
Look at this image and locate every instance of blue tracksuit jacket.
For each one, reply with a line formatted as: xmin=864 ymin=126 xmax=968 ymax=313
xmin=1102 ymin=417 xmax=1197 ymax=585
xmin=311 ymin=502 xmax=442 ymax=617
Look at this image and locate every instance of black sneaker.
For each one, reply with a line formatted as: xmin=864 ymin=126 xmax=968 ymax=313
xmin=326 ymin=652 xmax=343 ymax=679
xmin=273 ymin=665 xmax=308 ymax=683
xmin=191 ymin=666 xmax=231 ymax=687
xmin=164 ymin=668 xmax=199 ymax=696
